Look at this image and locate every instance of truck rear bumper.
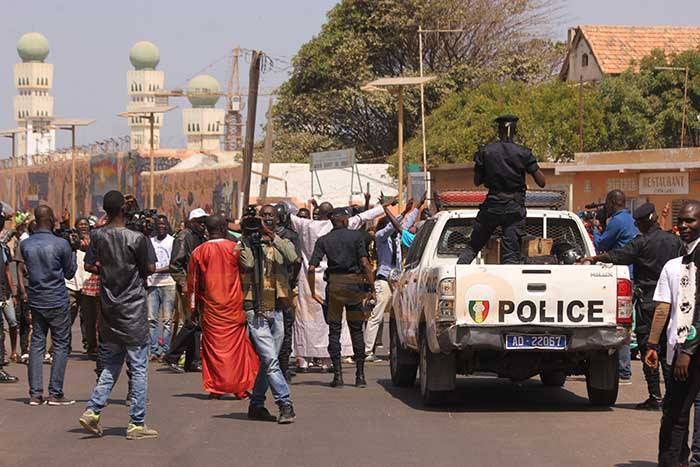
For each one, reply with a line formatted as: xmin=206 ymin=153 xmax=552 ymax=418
xmin=437 ymin=324 xmax=629 ymax=353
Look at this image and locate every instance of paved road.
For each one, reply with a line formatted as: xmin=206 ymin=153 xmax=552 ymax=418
xmin=0 ymin=338 xmax=661 ymax=467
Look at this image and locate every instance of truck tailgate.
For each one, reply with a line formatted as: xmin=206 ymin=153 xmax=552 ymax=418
xmin=454 ymin=264 xmax=619 ymax=327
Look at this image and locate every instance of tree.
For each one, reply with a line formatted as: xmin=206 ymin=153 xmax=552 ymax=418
xmin=399 ymin=79 xmax=607 ymax=169
xmin=273 ymin=0 xmax=562 ymax=162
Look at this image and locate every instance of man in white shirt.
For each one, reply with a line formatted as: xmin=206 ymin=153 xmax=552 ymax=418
xmin=646 ymin=200 xmax=700 ymax=467
xmin=147 ymin=215 xmax=177 ymax=359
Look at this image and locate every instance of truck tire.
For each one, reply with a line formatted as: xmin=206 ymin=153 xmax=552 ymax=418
xmin=390 ymin=316 xmax=418 ymax=387
xmin=540 ymin=371 xmax=566 ymax=387
xmin=419 ymin=328 xmax=455 ymax=406
xmin=586 ymin=351 xmax=619 ymax=406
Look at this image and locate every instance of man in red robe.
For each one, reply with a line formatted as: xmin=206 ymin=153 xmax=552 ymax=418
xmin=188 ymin=214 xmax=258 ymax=398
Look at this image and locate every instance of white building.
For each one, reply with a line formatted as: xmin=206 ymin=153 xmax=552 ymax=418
xmin=13 ymin=32 xmax=55 ymax=163
xmin=127 ymin=41 xmax=165 ymax=150
xmin=182 ymin=74 xmax=224 ymax=152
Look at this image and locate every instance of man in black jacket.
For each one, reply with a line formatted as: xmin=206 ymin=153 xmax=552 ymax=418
xmin=163 ymin=208 xmax=207 ymax=373
xmin=79 ymin=190 xmax=158 ymax=440
xmin=584 ymin=203 xmax=683 ymax=410
xmin=645 ymin=200 xmax=700 ymax=466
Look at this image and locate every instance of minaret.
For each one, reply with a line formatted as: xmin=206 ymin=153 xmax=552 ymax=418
xmin=13 ymin=32 xmax=55 ymax=163
xmin=182 ymin=74 xmax=224 ymax=152
xmin=127 ymin=41 xmax=164 ymax=150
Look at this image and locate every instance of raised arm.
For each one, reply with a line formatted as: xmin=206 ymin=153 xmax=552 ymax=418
xmin=348 ymin=204 xmax=385 ymax=230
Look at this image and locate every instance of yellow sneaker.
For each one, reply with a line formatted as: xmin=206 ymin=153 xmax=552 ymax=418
xmin=79 ymin=410 xmax=103 ymax=437
xmin=126 ymin=423 xmax=159 ymax=440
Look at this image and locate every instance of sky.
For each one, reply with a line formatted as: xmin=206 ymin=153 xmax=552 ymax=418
xmin=1 ymin=0 xmax=700 ymax=155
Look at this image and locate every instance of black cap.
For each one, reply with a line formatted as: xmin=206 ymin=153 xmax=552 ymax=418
xmin=495 ymin=115 xmax=519 ymax=124
xmin=330 ymin=207 xmax=350 ymax=218
xmin=633 ymin=202 xmax=656 ymax=220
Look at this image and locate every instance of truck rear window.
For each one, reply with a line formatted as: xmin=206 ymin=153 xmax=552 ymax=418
xmin=436 ymin=217 xmax=587 ymax=257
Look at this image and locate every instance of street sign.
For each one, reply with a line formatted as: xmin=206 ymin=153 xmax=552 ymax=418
xmin=310 ymin=148 xmax=355 ymax=171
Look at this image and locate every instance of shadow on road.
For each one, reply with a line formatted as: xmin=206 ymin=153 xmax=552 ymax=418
xmin=613 ymin=461 xmax=656 ymax=467
xmin=172 ymin=392 xmax=245 ymax=401
xmin=377 ymin=377 xmax=613 ymax=413
xmin=67 ymin=427 xmax=126 ymax=438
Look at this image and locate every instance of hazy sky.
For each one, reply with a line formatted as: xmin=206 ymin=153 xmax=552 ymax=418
xmin=1 ymin=0 xmax=699 ymax=155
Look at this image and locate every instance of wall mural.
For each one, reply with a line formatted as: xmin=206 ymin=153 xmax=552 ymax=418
xmin=0 ymin=153 xmax=243 ymax=224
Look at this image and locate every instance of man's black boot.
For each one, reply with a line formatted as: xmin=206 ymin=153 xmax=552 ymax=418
xmin=330 ymin=359 xmax=344 ymax=387
xmin=635 ymin=396 xmax=662 ymax=411
xmin=355 ymin=360 xmax=367 ymax=388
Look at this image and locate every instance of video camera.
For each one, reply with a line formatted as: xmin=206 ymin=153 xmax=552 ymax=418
xmin=126 ymin=208 xmax=157 ymax=234
xmin=240 ymin=205 xmax=262 ymax=235
xmin=55 ymin=227 xmax=81 ymax=250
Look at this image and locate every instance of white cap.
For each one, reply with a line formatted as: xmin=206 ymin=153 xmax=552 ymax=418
xmin=188 ymin=208 xmax=208 ymax=221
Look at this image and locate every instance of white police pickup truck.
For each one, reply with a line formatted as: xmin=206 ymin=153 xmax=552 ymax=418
xmin=389 ymin=208 xmax=632 ymax=405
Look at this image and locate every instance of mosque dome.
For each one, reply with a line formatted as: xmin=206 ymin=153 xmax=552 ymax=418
xmin=129 ymin=41 xmax=160 ymax=70
xmin=17 ymin=32 xmax=49 ymax=63
xmin=187 ymin=74 xmax=221 ymax=107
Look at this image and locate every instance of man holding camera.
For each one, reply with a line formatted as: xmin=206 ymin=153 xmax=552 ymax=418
xmin=239 ymin=205 xmax=297 ymax=424
xmin=308 ymin=207 xmax=375 ymax=388
xmin=164 ymin=208 xmax=208 ymax=373
xmin=20 ymin=205 xmax=77 ymax=405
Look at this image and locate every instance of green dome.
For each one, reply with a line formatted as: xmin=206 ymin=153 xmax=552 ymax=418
xmin=17 ymin=32 xmax=49 ymax=63
xmin=187 ymin=74 xmax=221 ymax=107
xmin=129 ymin=41 xmax=160 ymax=70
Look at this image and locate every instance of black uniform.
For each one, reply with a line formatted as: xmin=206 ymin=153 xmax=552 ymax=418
xmin=608 ymin=222 xmax=683 ymax=401
xmin=165 ymin=228 xmax=205 ymax=371
xmin=309 ymin=227 xmax=369 ymax=364
xmin=457 ymin=140 xmax=540 ymax=265
xmin=276 ymin=225 xmax=302 ymax=377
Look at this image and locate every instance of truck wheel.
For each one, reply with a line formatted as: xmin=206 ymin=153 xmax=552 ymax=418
xmin=540 ymin=371 xmax=566 ymax=387
xmin=419 ymin=329 xmax=455 ymax=406
xmin=390 ymin=316 xmax=418 ymax=387
xmin=586 ymin=351 xmax=619 ymax=406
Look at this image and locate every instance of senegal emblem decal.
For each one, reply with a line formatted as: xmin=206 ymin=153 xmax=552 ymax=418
xmin=468 ymin=300 xmax=489 ymax=324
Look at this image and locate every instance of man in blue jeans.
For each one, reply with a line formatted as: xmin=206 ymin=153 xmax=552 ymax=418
xmin=20 ymin=205 xmax=77 ymax=405
xmin=593 ymin=190 xmax=639 ymax=382
xmin=79 ymin=191 xmax=158 ymax=440
xmin=147 ymin=215 xmax=176 ymax=359
xmin=239 ymin=205 xmax=296 ymax=424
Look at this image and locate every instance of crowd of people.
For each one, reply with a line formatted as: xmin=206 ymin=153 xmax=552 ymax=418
xmin=1 ymin=143 xmax=699 ymax=463
xmin=0 ymin=187 xmax=429 ymax=439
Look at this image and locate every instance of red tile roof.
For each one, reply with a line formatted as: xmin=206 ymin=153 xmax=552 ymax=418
xmin=579 ymin=25 xmax=700 ymax=74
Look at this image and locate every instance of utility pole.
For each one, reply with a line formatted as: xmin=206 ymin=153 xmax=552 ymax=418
xmin=258 ymin=96 xmax=274 ymax=202
xmin=682 ymin=66 xmax=689 ymax=148
xmin=224 ymin=47 xmax=241 ymax=152
xmin=241 ymin=50 xmax=262 ymax=210
xmin=418 ymin=27 xmax=464 ymax=204
xmin=654 ymin=66 xmax=690 ymax=148
xmin=578 ymin=76 xmax=584 ymax=152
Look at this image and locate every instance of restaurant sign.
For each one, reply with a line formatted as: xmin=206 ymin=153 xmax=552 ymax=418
xmin=639 ymin=172 xmax=689 ymax=195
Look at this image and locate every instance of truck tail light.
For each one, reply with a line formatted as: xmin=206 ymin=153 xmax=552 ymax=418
xmin=617 ymin=278 xmax=633 ymax=325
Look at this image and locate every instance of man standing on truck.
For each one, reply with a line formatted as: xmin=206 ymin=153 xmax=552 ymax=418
xmin=645 ymin=200 xmax=700 ymax=467
xmin=593 ymin=190 xmax=640 ymax=384
xmin=584 ymin=203 xmax=682 ymax=410
xmin=457 ymin=115 xmax=546 ymax=266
